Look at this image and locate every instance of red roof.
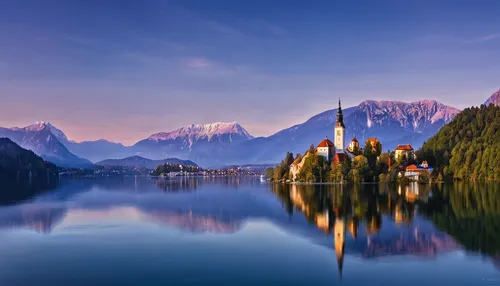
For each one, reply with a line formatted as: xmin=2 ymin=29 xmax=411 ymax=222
xmin=406 ymin=164 xmax=418 ymax=170
xmin=351 ymin=137 xmax=358 ymax=143
xmin=317 ymin=138 xmax=335 ymax=148
xmin=396 ymin=144 xmax=414 ymax=151
xmin=333 ymin=153 xmax=347 ymax=164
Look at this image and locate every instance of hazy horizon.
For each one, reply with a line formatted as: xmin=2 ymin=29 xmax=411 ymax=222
xmin=1 ymin=0 xmax=499 ymax=145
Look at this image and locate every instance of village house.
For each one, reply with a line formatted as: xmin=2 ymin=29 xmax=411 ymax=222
xmin=348 ymin=137 xmax=360 ymax=153
xmin=366 ymin=137 xmax=381 ymax=152
xmin=395 ymin=144 xmax=415 ymax=161
xmin=404 ymin=161 xmax=433 ymax=179
xmin=316 ymin=137 xmax=335 ymax=161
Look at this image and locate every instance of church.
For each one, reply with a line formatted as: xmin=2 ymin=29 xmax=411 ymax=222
xmin=289 ymin=100 xmax=349 ymax=181
xmin=315 ymin=100 xmax=348 ymax=164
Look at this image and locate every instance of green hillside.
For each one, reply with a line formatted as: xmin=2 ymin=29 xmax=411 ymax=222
xmin=420 ymin=104 xmax=500 ymax=182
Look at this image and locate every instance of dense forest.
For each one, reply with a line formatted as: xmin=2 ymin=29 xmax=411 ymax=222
xmin=0 ymin=138 xmax=59 ymax=203
xmin=0 ymin=138 xmax=58 ymax=180
xmin=419 ymin=104 xmax=500 ymax=182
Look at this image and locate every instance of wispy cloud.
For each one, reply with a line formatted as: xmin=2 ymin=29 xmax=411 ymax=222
xmin=464 ymin=33 xmax=500 ymax=44
xmin=267 ymin=24 xmax=291 ymax=39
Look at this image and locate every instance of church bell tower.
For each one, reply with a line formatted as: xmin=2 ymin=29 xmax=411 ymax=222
xmin=335 ymin=99 xmax=346 ymax=153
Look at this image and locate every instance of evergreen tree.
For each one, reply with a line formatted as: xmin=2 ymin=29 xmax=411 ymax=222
xmin=421 ymin=105 xmax=500 ymax=182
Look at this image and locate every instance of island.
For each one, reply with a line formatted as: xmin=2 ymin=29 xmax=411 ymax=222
xmin=267 ymin=101 xmax=500 ymax=183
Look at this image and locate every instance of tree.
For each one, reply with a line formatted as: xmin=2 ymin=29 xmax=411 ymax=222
xmin=266 ymin=167 xmax=274 ymax=180
xmin=284 ymin=152 xmax=294 ymax=166
xmin=364 ymin=141 xmax=378 ymax=169
xmin=329 ymin=164 xmax=344 ymax=183
xmin=377 ymin=153 xmax=391 ymax=174
xmin=420 ymin=105 xmax=500 ymax=182
xmin=296 ymin=152 xmax=330 ymax=183
xmin=273 ymin=165 xmax=283 ymax=181
xmin=387 ymin=162 xmax=401 ymax=183
xmin=349 ymin=155 xmax=370 ymax=182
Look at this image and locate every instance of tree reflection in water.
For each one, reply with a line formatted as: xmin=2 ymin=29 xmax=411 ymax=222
xmin=270 ymin=182 xmax=500 ymax=277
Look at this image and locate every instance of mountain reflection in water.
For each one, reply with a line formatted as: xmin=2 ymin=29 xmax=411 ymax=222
xmin=0 ymin=177 xmax=499 ymax=284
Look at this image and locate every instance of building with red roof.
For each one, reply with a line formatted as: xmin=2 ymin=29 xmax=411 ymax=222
xmin=316 ymin=137 xmax=335 ymax=161
xmin=348 ymin=137 xmax=360 ymax=154
xmin=332 ymin=153 xmax=348 ymax=165
xmin=395 ymin=144 xmax=415 ymax=161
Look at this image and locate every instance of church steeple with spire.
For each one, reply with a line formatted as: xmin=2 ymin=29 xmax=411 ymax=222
xmin=335 ymin=99 xmax=346 ymax=153
xmin=336 ymin=99 xmax=345 ymax=128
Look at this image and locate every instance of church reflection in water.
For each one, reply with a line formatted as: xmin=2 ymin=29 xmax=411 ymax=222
xmin=270 ymin=182 xmax=467 ymax=278
xmin=0 ymin=177 xmax=498 ymax=275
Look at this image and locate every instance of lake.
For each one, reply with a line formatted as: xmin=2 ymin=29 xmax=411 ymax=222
xmin=0 ymin=177 xmax=499 ymax=286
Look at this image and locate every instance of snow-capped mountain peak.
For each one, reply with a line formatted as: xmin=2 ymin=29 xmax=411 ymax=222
xmin=19 ymin=121 xmax=69 ymax=142
xmin=356 ymin=99 xmax=459 ymax=127
xmin=148 ymin=122 xmax=253 ymax=142
xmin=24 ymin=121 xmax=49 ymax=132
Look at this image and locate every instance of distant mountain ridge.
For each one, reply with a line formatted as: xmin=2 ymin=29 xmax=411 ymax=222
xmin=0 ymin=122 xmax=92 ymax=168
xmin=0 ymin=98 xmax=469 ymax=167
xmin=96 ymin=156 xmax=198 ymax=169
xmin=65 ymin=139 xmax=128 ymax=163
xmin=218 ymin=99 xmax=460 ymax=166
xmin=147 ymin=122 xmax=253 ymax=143
xmin=132 ymin=122 xmax=253 ymax=164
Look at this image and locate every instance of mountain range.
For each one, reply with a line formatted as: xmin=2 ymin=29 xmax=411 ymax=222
xmin=0 ymin=91 xmax=496 ymax=168
xmin=225 ymin=99 xmax=460 ymax=165
xmin=132 ymin=122 xmax=253 ymax=165
xmin=0 ymin=122 xmax=92 ymax=168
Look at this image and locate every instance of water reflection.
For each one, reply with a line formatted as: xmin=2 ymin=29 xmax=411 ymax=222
xmin=0 ymin=204 xmax=66 ymax=234
xmin=0 ymin=177 xmax=58 ymax=205
xmin=0 ymin=177 xmax=499 ymax=283
xmin=271 ymin=182 xmax=500 ymax=277
xmin=0 ymin=177 xmax=266 ymax=235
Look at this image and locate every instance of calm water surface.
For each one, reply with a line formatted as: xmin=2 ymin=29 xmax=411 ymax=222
xmin=0 ymin=177 xmax=499 ymax=286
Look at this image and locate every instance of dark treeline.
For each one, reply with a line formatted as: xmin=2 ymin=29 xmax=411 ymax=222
xmin=152 ymin=163 xmax=200 ymax=176
xmin=0 ymin=138 xmax=58 ymax=179
xmin=419 ymin=104 xmax=500 ymax=182
xmin=0 ymin=138 xmax=59 ymax=204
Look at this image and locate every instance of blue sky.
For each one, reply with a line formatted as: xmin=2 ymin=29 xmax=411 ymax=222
xmin=1 ymin=0 xmax=499 ymax=145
